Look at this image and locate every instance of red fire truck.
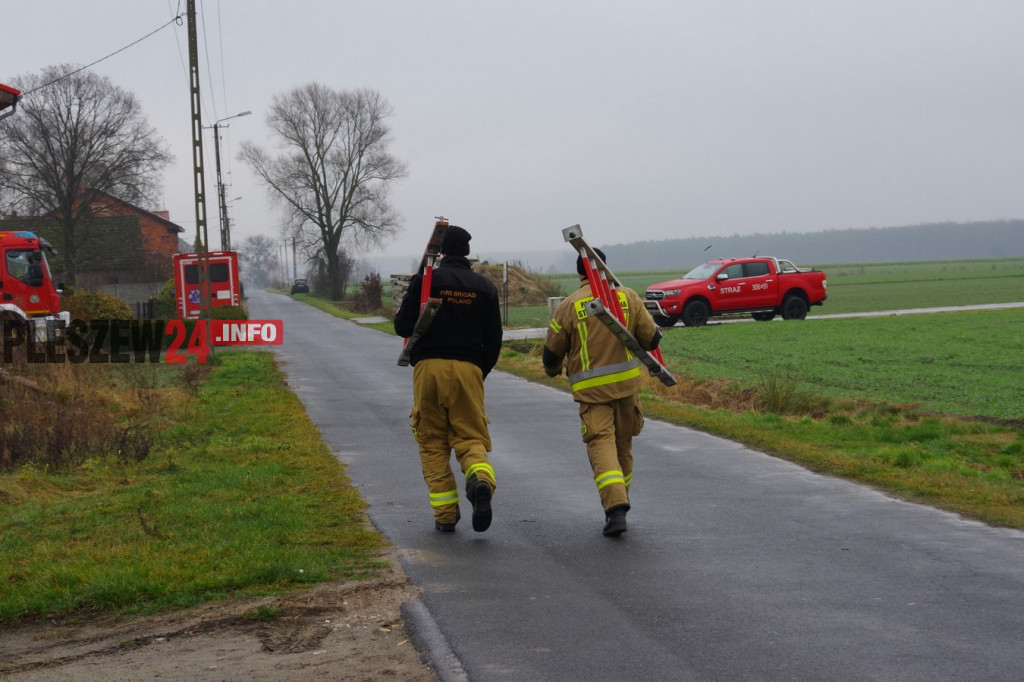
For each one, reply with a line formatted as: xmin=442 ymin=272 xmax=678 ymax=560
xmin=172 ymin=251 xmax=242 ymax=318
xmin=0 ymin=231 xmax=71 ymax=341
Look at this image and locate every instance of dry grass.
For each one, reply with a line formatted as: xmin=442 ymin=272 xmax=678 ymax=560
xmin=503 ymin=340 xmax=823 ymax=416
xmin=476 ymin=261 xmax=564 ymax=305
xmin=0 ymin=360 xmax=204 ymax=473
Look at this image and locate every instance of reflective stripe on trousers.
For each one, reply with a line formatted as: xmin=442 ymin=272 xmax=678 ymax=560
xmin=411 ymin=358 xmax=496 ymax=524
xmin=579 ymin=395 xmax=641 ymax=511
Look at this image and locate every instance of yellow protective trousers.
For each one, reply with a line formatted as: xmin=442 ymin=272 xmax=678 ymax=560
xmin=411 ymin=358 xmax=496 ymax=524
xmin=578 ymin=393 xmax=644 ymax=511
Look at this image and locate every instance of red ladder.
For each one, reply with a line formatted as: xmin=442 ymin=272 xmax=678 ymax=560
xmin=397 ymin=217 xmax=449 ymax=366
xmin=562 ymin=224 xmax=676 ymax=386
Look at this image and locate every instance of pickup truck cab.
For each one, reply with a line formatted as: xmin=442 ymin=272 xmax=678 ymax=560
xmin=644 ymin=257 xmax=827 ymax=326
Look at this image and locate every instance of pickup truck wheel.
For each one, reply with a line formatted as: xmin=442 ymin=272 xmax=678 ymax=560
xmin=652 ymin=313 xmax=678 ymax=327
xmin=781 ymin=295 xmax=808 ymax=320
xmin=682 ymin=300 xmax=710 ymax=326
xmin=752 ymin=312 xmax=776 ymax=322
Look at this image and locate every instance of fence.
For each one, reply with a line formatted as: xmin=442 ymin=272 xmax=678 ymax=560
xmin=134 ymin=299 xmax=156 ymax=320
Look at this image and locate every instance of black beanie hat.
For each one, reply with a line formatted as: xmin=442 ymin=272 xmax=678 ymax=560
xmin=576 ymin=248 xmax=606 ymax=276
xmin=441 ymin=225 xmax=472 ymax=257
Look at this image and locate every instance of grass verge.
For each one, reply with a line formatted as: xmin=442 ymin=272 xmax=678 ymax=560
xmin=0 ymin=351 xmax=386 ymax=624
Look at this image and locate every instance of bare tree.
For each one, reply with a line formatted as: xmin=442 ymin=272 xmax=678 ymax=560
xmin=236 ymin=234 xmax=281 ymax=288
xmin=0 ymin=184 xmax=16 ymax=217
xmin=309 ymin=246 xmax=355 ymax=298
xmin=239 ymin=85 xmax=407 ymax=300
xmin=0 ymin=64 xmax=173 ymax=286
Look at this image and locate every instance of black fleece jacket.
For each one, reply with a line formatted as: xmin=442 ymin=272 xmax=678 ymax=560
xmin=393 ymin=256 xmax=503 ymax=377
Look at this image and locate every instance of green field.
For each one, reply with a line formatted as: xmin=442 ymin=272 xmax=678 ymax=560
xmin=658 ymin=308 xmax=1023 ymax=421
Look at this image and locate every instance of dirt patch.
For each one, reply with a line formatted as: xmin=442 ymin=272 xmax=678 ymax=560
xmin=475 ymin=262 xmax=561 ymax=305
xmin=0 ymin=552 xmax=437 ymax=682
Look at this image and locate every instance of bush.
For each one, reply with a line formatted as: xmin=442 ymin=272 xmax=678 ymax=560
xmin=211 ymin=305 xmax=249 ymax=320
xmin=154 ymin=279 xmax=177 ymax=318
xmin=351 ymin=272 xmax=383 ymax=313
xmin=63 ymin=291 xmax=134 ymax=322
xmin=754 ymin=371 xmax=829 ymax=417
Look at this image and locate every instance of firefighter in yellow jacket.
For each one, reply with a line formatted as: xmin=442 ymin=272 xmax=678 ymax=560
xmin=542 ymin=248 xmax=661 ymax=536
xmin=394 ymin=226 xmax=503 ymax=533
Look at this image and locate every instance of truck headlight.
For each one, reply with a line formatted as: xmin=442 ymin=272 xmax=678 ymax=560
xmin=662 ymin=289 xmax=681 ymax=296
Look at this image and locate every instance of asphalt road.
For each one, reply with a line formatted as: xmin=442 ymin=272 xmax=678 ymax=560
xmin=249 ymin=289 xmax=1024 ymax=681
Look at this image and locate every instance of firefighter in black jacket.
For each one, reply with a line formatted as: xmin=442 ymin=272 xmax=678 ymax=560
xmin=394 ymin=226 xmax=503 ymax=532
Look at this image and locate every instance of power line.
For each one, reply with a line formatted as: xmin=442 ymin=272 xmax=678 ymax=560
xmin=22 ymin=13 xmax=186 ymax=96
xmin=198 ymin=0 xmax=220 ymax=121
xmin=166 ymin=0 xmax=191 ymax=87
xmin=217 ymin=0 xmax=229 ymax=116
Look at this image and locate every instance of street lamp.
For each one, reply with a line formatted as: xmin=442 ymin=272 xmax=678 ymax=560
xmin=224 ymin=196 xmax=241 ymax=240
xmin=203 ymin=110 xmax=250 ymax=251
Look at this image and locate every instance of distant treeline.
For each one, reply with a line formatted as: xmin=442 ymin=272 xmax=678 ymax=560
xmin=597 ymin=220 xmax=1024 ymax=271
xmin=379 ymin=219 xmax=1024 ymax=275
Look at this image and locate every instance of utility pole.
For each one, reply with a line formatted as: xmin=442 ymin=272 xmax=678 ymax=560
xmin=292 ymin=236 xmax=297 ymax=279
xmin=185 ymin=0 xmax=213 ymax=352
xmin=281 ymin=240 xmax=287 ymax=285
xmin=203 ymin=111 xmax=250 ymax=252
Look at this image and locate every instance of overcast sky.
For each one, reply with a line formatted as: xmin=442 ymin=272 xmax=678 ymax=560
xmin=4 ymin=1 xmax=1023 ymax=268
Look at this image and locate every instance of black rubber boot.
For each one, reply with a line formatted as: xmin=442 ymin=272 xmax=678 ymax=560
xmin=435 ymin=506 xmax=460 ymax=532
xmin=602 ymin=505 xmax=628 ymax=537
xmin=466 ymin=475 xmax=492 ymax=532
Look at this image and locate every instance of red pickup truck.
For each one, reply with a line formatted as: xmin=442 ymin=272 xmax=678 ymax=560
xmin=643 ymin=257 xmax=827 ymax=326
